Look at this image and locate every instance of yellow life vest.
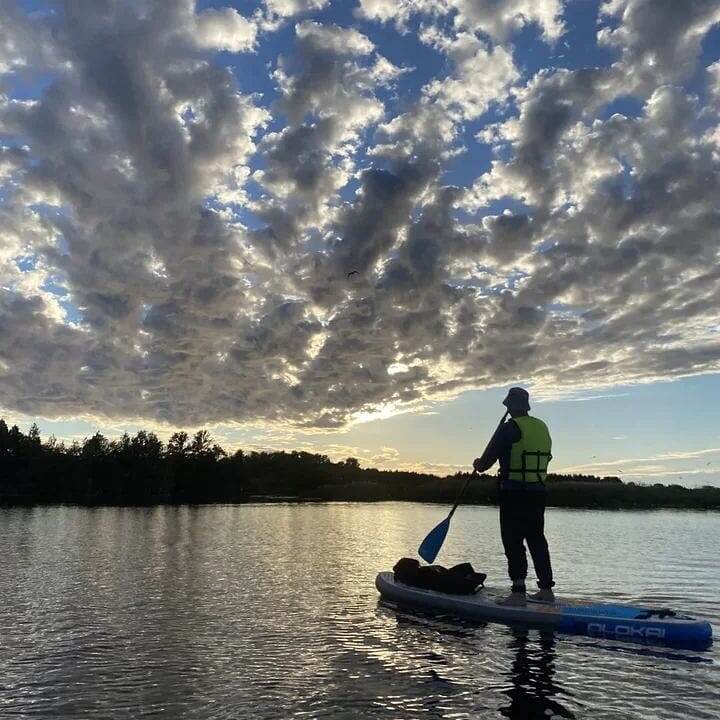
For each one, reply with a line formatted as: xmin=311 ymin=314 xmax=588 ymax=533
xmin=508 ymin=416 xmax=552 ymax=483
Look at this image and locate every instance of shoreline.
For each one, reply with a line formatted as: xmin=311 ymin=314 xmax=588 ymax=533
xmin=2 ymin=420 xmax=718 ymax=511
xmin=2 ymin=496 xmax=719 ymax=511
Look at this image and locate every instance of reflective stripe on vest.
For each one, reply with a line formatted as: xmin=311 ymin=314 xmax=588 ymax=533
xmin=508 ymin=416 xmax=552 ymax=483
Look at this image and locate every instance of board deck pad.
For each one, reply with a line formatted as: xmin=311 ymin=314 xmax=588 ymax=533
xmin=376 ymin=572 xmax=713 ymax=649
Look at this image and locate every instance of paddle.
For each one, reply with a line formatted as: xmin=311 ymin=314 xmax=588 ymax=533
xmin=417 ymin=410 xmax=509 ymax=563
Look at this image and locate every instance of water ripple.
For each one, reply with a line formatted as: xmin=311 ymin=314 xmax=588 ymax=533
xmin=0 ymin=504 xmax=717 ymax=719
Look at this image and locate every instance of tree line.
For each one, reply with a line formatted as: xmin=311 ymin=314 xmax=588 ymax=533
xmin=1 ymin=419 xmax=719 ymax=509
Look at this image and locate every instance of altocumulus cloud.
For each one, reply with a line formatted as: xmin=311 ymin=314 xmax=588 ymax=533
xmin=0 ymin=0 xmax=719 ymax=430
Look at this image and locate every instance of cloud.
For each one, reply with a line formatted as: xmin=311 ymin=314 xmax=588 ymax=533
xmin=599 ymin=0 xmax=720 ymax=94
xmin=562 ymin=447 xmax=720 ymax=484
xmin=194 ymin=7 xmax=259 ymax=53
xmin=295 ymin=20 xmax=374 ymax=55
xmin=0 ymin=0 xmax=719 ymax=432
xmin=0 ymin=0 xmax=269 ymax=424
xmin=708 ymin=60 xmax=720 ymax=102
xmin=370 ymin=445 xmax=401 ymax=465
xmin=451 ymin=0 xmax=565 ymax=41
xmin=0 ymin=3 xmax=59 ymax=75
xmin=272 ymin=21 xmax=385 ymax=126
xmin=265 ymin=0 xmax=331 ymax=19
xmin=354 ymin=0 xmax=446 ymax=31
xmin=420 ymin=30 xmax=519 ymax=121
xmin=537 ymin=391 xmax=631 ymax=403
xmin=355 ymin=0 xmax=565 ymax=41
xmin=467 ymin=67 xmax=612 ymax=208
xmin=249 ymin=21 xmax=400 ymax=258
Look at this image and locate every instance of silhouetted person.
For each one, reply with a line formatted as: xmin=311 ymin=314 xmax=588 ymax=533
xmin=473 ymin=387 xmax=555 ymax=606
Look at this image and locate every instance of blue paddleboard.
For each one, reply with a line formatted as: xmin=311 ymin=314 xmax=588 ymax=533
xmin=375 ymin=572 xmax=713 ymax=649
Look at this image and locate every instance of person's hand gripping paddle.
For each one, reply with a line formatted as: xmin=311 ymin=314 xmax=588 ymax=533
xmin=417 ymin=410 xmax=509 ymax=563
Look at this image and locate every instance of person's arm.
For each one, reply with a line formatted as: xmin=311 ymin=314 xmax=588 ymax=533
xmin=473 ymin=421 xmax=518 ymax=473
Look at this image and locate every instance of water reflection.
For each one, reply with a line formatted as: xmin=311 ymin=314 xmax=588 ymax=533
xmin=499 ymin=628 xmax=575 ymax=719
xmin=379 ymin=601 xmax=577 ymax=719
xmin=0 ymin=505 xmax=717 ymax=719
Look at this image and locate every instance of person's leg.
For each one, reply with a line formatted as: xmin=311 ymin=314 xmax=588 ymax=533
xmin=525 ymin=497 xmax=554 ymax=591
xmin=500 ymin=501 xmax=528 ymax=591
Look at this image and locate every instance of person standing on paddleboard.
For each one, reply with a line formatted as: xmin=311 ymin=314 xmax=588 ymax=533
xmin=473 ymin=387 xmax=555 ymax=606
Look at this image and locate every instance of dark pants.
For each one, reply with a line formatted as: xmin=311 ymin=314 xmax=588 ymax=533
xmin=500 ymin=492 xmax=554 ymax=590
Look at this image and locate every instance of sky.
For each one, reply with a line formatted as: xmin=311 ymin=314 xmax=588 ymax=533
xmin=1 ymin=0 xmax=719 ymax=486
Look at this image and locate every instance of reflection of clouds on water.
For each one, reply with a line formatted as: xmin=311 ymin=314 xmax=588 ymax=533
xmin=499 ymin=628 xmax=576 ymax=719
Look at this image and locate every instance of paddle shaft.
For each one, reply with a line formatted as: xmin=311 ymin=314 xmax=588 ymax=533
xmin=446 ymin=410 xmax=509 ymax=521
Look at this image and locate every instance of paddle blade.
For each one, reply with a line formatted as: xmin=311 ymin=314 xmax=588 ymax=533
xmin=418 ymin=516 xmax=450 ymax=563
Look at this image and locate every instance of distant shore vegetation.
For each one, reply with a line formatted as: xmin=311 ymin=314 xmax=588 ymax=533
xmin=1 ymin=420 xmax=718 ymax=510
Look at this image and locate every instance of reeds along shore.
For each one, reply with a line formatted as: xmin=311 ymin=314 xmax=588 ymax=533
xmin=1 ymin=420 xmax=718 ymax=509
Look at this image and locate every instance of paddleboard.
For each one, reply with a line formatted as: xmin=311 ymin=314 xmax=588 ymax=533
xmin=375 ymin=572 xmax=712 ymax=649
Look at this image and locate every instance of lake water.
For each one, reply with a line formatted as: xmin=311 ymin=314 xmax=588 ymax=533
xmin=0 ymin=503 xmax=718 ymax=719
